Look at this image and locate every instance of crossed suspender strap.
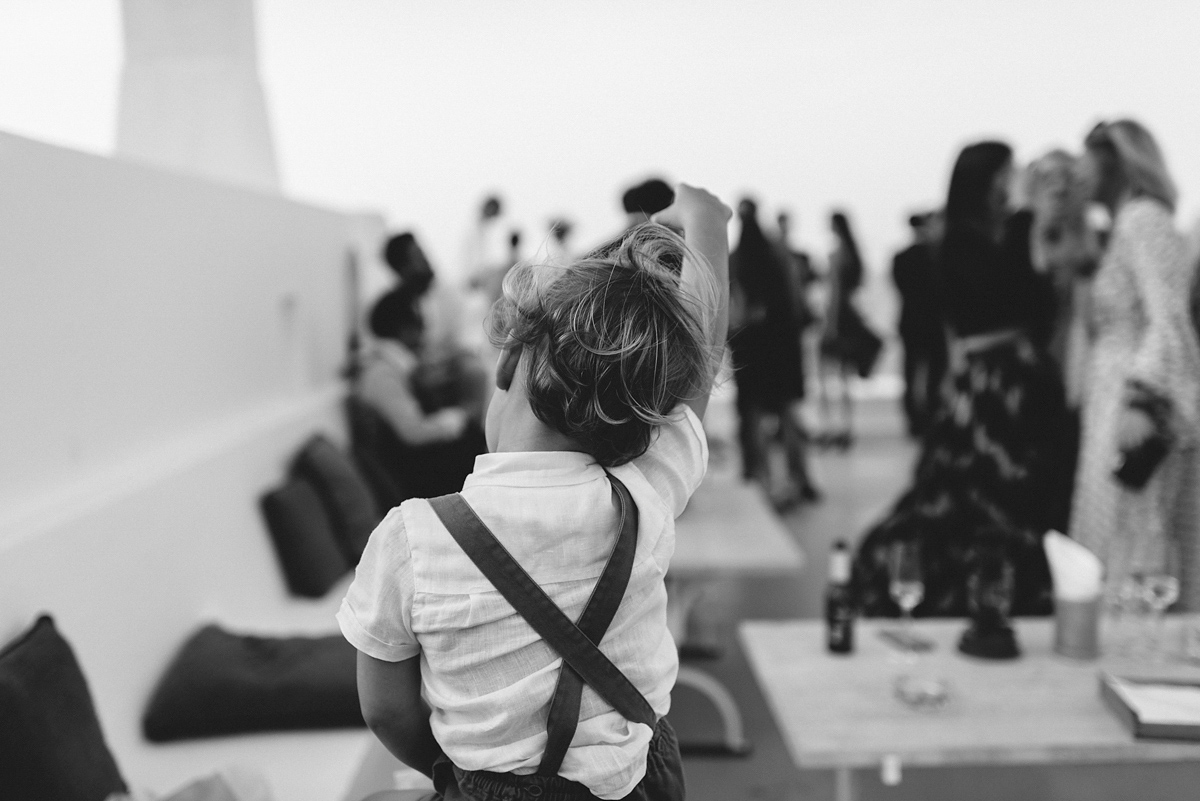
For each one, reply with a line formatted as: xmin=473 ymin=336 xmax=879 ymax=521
xmin=427 ymin=473 xmax=655 ymax=777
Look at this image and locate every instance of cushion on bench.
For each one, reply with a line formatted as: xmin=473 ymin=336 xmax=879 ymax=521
xmin=344 ymin=396 xmax=412 ymax=511
xmin=290 ymin=434 xmax=381 ymax=565
xmin=259 ymin=477 xmax=350 ymax=598
xmin=0 ymin=614 xmax=129 ymax=801
xmin=142 ymin=624 xmax=364 ymax=742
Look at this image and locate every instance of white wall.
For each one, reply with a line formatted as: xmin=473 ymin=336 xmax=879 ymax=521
xmin=0 ymin=131 xmax=353 ymax=542
xmin=0 ymin=131 xmax=370 ymax=797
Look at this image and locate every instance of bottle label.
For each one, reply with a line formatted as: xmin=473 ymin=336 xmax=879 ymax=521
xmin=829 ymin=551 xmax=851 ymax=585
xmin=826 ymin=600 xmax=854 ymax=652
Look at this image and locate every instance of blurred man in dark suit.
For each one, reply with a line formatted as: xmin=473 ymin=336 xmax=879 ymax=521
xmin=892 ymin=211 xmax=947 ymax=437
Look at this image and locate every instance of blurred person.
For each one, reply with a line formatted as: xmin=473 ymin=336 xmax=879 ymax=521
xmin=892 ymin=210 xmax=948 ymax=437
xmin=469 ymin=228 xmax=522 ymax=311
xmin=546 ymin=217 xmax=574 ymax=265
xmin=463 ymin=194 xmax=507 ymax=272
xmin=851 ymin=141 xmax=1075 ymax=618
xmin=1025 ymin=150 xmax=1101 ymax=411
xmin=461 ymin=194 xmax=510 ymax=353
xmin=775 ymin=211 xmax=819 ymax=332
xmin=1187 ymin=216 xmax=1200 ymax=340
xmin=1069 ymin=120 xmax=1200 ymax=611
xmin=729 ymin=198 xmax=818 ymax=508
xmin=383 ymin=231 xmax=462 ymax=359
xmin=381 ymin=231 xmax=488 ymax=425
xmin=357 ymin=290 xmax=488 ymax=500
xmin=621 ymin=178 xmax=675 ymax=228
xmin=590 ymin=178 xmax=678 ymax=270
xmin=776 ymin=212 xmax=823 ymax=450
xmin=508 ymin=229 xmax=523 ymax=265
xmin=384 ymin=231 xmax=435 ymax=298
xmin=817 ymin=210 xmax=882 ymax=448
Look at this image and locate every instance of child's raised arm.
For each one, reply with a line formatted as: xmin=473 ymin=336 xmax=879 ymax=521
xmin=652 ymin=183 xmax=732 ymax=421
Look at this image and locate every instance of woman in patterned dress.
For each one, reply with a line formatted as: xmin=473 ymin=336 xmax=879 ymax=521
xmin=851 ymin=141 xmax=1077 ymax=617
xmin=1069 ymin=120 xmax=1200 ymax=610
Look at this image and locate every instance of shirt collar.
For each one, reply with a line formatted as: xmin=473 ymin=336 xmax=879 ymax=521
xmin=464 ymin=450 xmax=604 ymax=488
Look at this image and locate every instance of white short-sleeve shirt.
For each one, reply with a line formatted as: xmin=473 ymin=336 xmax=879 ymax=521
xmin=337 ymin=406 xmax=707 ymax=799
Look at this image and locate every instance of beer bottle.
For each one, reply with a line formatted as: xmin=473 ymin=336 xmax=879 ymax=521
xmin=826 ymin=539 xmax=855 ymax=653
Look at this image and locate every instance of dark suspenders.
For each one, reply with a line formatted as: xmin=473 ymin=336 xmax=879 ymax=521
xmin=428 ymin=473 xmax=656 ymax=777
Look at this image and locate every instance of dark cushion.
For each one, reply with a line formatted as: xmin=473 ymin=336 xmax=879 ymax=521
xmin=142 ymin=625 xmax=364 ymax=742
xmin=345 ymin=396 xmax=413 ymax=510
xmin=259 ymin=477 xmax=350 ymax=598
xmin=351 ymin=444 xmax=408 ymax=513
xmin=291 ymin=434 xmax=382 ymax=565
xmin=0 ymin=615 xmax=128 ymax=801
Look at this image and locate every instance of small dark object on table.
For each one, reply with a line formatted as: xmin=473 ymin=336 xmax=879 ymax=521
xmin=959 ymin=527 xmax=1021 ymax=659
xmin=959 ymin=615 xmax=1020 ymax=659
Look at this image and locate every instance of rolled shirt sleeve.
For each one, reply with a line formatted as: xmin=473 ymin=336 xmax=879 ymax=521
xmin=337 ymin=505 xmax=421 ymax=662
xmin=630 ymin=405 xmax=709 ymax=518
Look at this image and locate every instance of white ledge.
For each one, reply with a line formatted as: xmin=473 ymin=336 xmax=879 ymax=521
xmin=0 ymin=386 xmax=345 ymax=552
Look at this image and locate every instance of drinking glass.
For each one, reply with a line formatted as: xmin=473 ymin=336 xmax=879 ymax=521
xmin=888 ymin=540 xmax=924 ymax=652
xmin=885 ymin=541 xmax=950 ymax=708
xmin=1103 ymin=573 xmax=1146 ymax=658
xmin=1142 ymin=573 xmax=1180 ymax=661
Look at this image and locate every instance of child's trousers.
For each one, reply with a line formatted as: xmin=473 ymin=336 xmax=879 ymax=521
xmin=426 ymin=717 xmax=685 ymax=801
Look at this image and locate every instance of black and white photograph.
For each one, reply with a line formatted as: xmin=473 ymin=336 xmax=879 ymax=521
xmin=3 ymin=2 xmax=1200 ymax=800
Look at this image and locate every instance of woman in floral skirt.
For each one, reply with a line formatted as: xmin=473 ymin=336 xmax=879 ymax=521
xmin=851 ymin=141 xmax=1076 ymax=617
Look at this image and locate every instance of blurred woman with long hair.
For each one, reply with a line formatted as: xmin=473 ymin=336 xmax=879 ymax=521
xmin=850 ymin=141 xmax=1076 ymax=617
xmin=1069 ymin=120 xmax=1200 ymax=610
xmin=817 ymin=210 xmax=881 ymax=448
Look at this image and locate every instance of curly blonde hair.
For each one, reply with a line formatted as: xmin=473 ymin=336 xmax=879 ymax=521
xmin=487 ymin=223 xmax=720 ymax=466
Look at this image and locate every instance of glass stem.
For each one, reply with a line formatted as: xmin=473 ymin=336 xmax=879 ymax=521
xmin=1153 ymin=606 xmax=1166 ymax=660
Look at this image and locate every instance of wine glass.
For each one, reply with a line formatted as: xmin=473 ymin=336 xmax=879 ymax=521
xmin=888 ymin=540 xmax=924 ymax=652
xmin=1142 ymin=573 xmax=1180 ymax=661
xmin=1104 ymin=573 xmax=1146 ymax=658
xmin=886 ymin=541 xmax=951 ymax=708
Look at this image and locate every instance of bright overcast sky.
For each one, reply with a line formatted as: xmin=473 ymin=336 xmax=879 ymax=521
xmin=3 ymin=0 xmax=1199 ymax=291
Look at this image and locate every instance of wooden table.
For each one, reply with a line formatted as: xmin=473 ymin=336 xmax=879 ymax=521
xmin=670 ymin=468 xmax=805 ymax=579
xmin=740 ymin=617 xmax=1200 ymax=801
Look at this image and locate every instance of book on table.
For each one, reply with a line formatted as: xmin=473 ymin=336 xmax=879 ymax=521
xmin=1099 ymin=672 xmax=1200 ymax=741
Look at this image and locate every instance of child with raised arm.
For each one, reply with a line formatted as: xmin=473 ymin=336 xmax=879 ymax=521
xmin=337 ymin=184 xmax=730 ymax=801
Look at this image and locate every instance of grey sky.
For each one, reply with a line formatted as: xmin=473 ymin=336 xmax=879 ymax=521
xmin=4 ymin=0 xmax=1198 ymax=285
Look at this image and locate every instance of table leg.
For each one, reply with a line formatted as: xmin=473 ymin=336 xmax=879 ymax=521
xmin=667 ymin=576 xmax=724 ymax=660
xmin=674 ymin=665 xmax=751 ymax=756
xmin=834 ymin=767 xmax=856 ymax=801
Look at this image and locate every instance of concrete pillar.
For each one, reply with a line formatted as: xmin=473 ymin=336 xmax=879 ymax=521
xmin=115 ymin=0 xmax=280 ymax=193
